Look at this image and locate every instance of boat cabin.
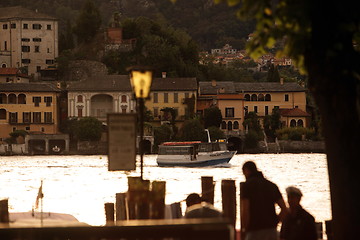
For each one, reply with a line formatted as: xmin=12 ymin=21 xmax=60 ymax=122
xmin=158 ymin=142 xmax=227 ymax=155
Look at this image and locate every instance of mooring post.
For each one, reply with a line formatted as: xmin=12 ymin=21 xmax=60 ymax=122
xmin=201 ymin=176 xmax=214 ymax=204
xmin=150 ymin=181 xmax=166 ymax=219
xmin=127 ymin=176 xmax=141 ymax=219
xmin=0 ymin=199 xmax=9 ymax=223
xmin=115 ymin=193 xmax=127 ymax=221
xmin=138 ymin=179 xmax=150 ymax=219
xmin=222 ymin=179 xmax=236 ymax=228
xmin=105 ymin=202 xmax=115 ymax=224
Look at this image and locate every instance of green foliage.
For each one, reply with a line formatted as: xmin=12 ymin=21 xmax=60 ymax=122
xmin=266 ymin=64 xmax=280 ymax=82
xmin=73 ymin=0 xmax=101 ymax=44
xmin=243 ymin=112 xmax=263 ymax=138
xmin=276 ymin=127 xmax=317 ymax=141
xmin=244 ymin=130 xmax=260 ymax=149
xmin=179 ymin=119 xmax=207 ymax=141
xmin=154 ymin=124 xmax=173 ymax=152
xmin=263 ymin=108 xmax=281 ymax=141
xmin=72 ymin=117 xmax=103 ymax=141
xmin=203 ymin=107 xmax=222 ymax=128
xmin=207 ymin=126 xmax=225 ymax=142
xmin=9 ymin=130 xmax=28 ymax=139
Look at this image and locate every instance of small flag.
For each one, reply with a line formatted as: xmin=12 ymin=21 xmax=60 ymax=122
xmin=35 ymin=180 xmax=44 ymax=209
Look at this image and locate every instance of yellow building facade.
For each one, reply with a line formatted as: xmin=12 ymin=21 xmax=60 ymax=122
xmin=0 ymin=83 xmax=60 ymax=141
xmin=146 ymin=77 xmax=197 ymax=128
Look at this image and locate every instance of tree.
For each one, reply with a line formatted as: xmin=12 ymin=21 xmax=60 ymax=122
xmin=73 ymin=117 xmax=103 ymax=141
xmin=219 ymin=0 xmax=360 ymax=239
xmin=266 ymin=64 xmax=280 ymax=82
xmin=263 ymin=108 xmax=281 ymax=141
xmin=179 ymin=119 xmax=207 ymax=141
xmin=207 ymin=126 xmax=225 ymax=141
xmin=203 ymin=106 xmax=222 ymax=128
xmin=73 ymin=0 xmax=101 ymax=44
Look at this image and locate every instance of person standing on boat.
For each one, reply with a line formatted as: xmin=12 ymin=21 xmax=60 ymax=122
xmin=280 ymin=186 xmax=318 ymax=240
xmin=241 ymin=161 xmax=288 ymax=240
xmin=184 ymin=193 xmax=223 ymax=219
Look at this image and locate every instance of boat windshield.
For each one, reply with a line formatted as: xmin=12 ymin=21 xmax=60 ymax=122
xmin=198 ymin=142 xmax=227 ymax=152
xmin=158 ymin=146 xmax=193 ymax=155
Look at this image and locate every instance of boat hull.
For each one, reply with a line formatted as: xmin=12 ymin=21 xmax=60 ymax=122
xmin=157 ymin=151 xmax=236 ymax=167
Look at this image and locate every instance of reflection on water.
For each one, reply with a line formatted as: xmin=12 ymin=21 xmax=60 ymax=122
xmin=0 ymin=154 xmax=331 ymax=228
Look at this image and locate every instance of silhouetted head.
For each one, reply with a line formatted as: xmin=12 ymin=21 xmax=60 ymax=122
xmin=242 ymin=161 xmax=258 ymax=178
xmin=186 ymin=193 xmax=202 ymax=207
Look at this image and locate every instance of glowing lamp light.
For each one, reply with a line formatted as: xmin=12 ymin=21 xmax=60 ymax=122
xmin=129 ymin=68 xmax=153 ymax=99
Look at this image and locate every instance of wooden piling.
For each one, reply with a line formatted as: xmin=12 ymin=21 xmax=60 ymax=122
xmin=115 ymin=193 xmax=127 ymax=221
xmin=104 ymin=202 xmax=115 ymax=224
xmin=201 ymin=176 xmax=214 ymax=204
xmin=221 ymin=179 xmax=236 ymax=228
xmin=0 ymin=199 xmax=9 ymax=223
xmin=150 ymin=181 xmax=166 ymax=219
xmin=127 ymin=177 xmax=150 ymax=219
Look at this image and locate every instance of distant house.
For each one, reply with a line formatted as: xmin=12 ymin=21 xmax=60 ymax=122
xmin=0 ymin=6 xmax=58 ymax=76
xmin=147 ymin=75 xmax=198 ymax=128
xmin=67 ymin=75 xmax=135 ymax=123
xmin=0 ymin=68 xmax=29 ymax=83
xmin=0 ymin=82 xmax=61 ymax=141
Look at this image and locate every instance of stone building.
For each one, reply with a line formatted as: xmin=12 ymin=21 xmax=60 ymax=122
xmin=0 ymin=6 xmax=58 ymax=76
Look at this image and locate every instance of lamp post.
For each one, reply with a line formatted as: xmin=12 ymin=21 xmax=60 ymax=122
xmin=129 ymin=67 xmax=153 ymax=180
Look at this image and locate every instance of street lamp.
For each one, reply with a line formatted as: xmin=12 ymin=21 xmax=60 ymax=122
xmin=129 ymin=66 xmax=153 ymax=180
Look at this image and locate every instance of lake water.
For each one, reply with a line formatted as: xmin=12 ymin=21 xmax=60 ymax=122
xmin=0 ymin=153 xmax=331 ymax=229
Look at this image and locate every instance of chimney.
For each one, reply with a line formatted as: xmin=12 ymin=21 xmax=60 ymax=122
xmin=162 ymin=72 xmax=167 ymax=78
xmin=280 ymin=77 xmax=284 ymax=85
xmin=211 ymin=80 xmax=216 ymax=87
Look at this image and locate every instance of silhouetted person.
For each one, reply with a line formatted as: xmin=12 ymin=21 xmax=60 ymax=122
xmin=184 ymin=193 xmax=222 ymax=219
xmin=241 ymin=161 xmax=287 ymax=240
xmin=280 ymin=186 xmax=318 ymax=240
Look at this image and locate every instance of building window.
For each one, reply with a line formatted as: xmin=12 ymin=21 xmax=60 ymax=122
xmin=153 ymin=93 xmax=158 ymax=103
xmin=9 ymin=112 xmax=18 ymax=123
xmin=33 ymin=24 xmax=42 ymax=29
xmin=265 ymin=106 xmax=269 ymax=115
xmin=153 ymin=107 xmax=159 ymax=118
xmin=44 ymin=112 xmax=52 ymax=123
xmin=77 ymin=95 xmax=83 ymax=103
xmin=35 ymin=46 xmax=40 ymax=52
xmin=78 ymin=108 xmax=83 ymax=117
xmin=251 ymin=94 xmax=258 ymax=101
xmin=36 ymin=66 xmax=41 ymax=72
xmin=4 ymin=41 xmax=7 ymax=50
xmin=44 ymin=96 xmax=52 ymax=106
xmin=22 ymin=59 xmax=31 ymax=64
xmin=227 ymin=121 xmax=233 ymax=130
xmin=121 ymin=95 xmax=127 ymax=103
xmin=225 ymin=108 xmax=234 ymax=118
xmin=244 ymin=94 xmax=250 ymax=101
xmin=46 ymin=59 xmax=54 ymax=65
xmin=33 ymin=112 xmax=41 ymax=123
xmin=285 ymin=94 xmax=289 ymax=102
xmin=297 ymin=119 xmax=304 ymax=127
xmin=33 ymin=96 xmax=41 ymax=107
xmin=174 ymin=93 xmax=178 ymax=103
xmin=33 ymin=38 xmax=42 ymax=42
xmin=164 ymin=93 xmax=168 ymax=103
xmin=23 ymin=23 xmax=28 ymax=29
xmin=185 ymin=92 xmax=190 ymax=99
xmin=121 ymin=106 xmax=127 ymax=113
xmin=265 ymin=94 xmax=271 ymax=101
xmin=25 ymin=126 xmax=30 ymax=131
xmin=258 ymin=94 xmax=265 ymax=101
xmin=221 ymin=121 xmax=227 ymax=129
xmin=21 ymin=38 xmax=30 ymax=42
xmin=10 ymin=23 xmax=16 ymax=29
xmin=290 ymin=119 xmax=296 ymax=127
xmin=8 ymin=94 xmax=16 ymax=104
xmin=254 ymin=106 xmax=258 ymax=113
xmin=0 ymin=109 xmax=6 ymax=119
xmin=234 ymin=121 xmax=239 ymax=129
xmin=18 ymin=94 xmax=26 ymax=104
xmin=3 ymin=24 xmax=8 ymax=29
xmin=22 ymin=46 xmax=30 ymax=52
xmin=23 ymin=112 xmax=31 ymax=123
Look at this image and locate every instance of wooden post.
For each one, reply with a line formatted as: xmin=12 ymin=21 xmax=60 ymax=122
xmin=137 ymin=180 xmax=150 ymax=219
xmin=104 ymin=203 xmax=115 ymax=224
xmin=0 ymin=199 xmax=9 ymax=223
xmin=221 ymin=179 xmax=236 ymax=228
xmin=201 ymin=176 xmax=214 ymax=204
xmin=127 ymin=177 xmax=141 ymax=219
xmin=240 ymin=182 xmax=245 ymax=240
xmin=115 ymin=193 xmax=127 ymax=221
xmin=170 ymin=202 xmax=183 ymax=219
xmin=150 ymin=181 xmax=166 ymax=219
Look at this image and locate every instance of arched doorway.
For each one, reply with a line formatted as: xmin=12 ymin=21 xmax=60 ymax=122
xmin=142 ymin=139 xmax=152 ymax=154
xmin=91 ymin=94 xmax=113 ymax=119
